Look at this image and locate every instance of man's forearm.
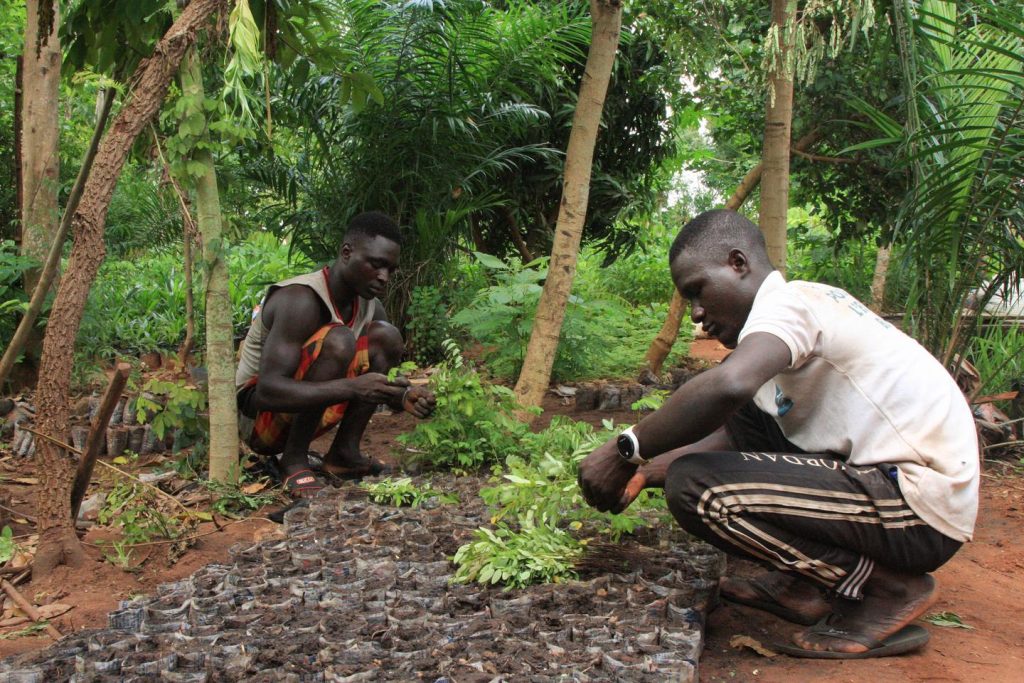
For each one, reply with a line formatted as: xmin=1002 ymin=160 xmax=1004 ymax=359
xmin=633 ymin=367 xmax=750 ymax=461
xmin=253 ymin=376 xmax=358 ymax=413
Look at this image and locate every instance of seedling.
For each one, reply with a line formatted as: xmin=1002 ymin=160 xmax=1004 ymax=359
xmin=361 ymin=477 xmax=458 ymax=508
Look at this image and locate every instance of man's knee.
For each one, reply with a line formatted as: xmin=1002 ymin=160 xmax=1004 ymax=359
xmin=665 ymin=452 xmax=719 ymax=527
xmin=366 ymin=321 xmax=404 ymax=367
xmin=318 ymin=325 xmax=357 ymax=370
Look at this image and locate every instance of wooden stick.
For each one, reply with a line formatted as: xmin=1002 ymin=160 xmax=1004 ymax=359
xmin=70 ymin=362 xmax=132 ymax=520
xmin=1 ymin=578 xmax=62 ymax=639
xmin=971 ymin=391 xmax=1019 ymax=404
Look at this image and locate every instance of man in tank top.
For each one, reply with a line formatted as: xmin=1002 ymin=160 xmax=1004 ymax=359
xmin=235 ymin=212 xmax=435 ymax=497
xmin=578 ymin=210 xmax=978 ymax=660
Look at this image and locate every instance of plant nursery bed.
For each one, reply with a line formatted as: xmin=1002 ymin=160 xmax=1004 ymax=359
xmin=0 ymin=473 xmax=724 ymax=682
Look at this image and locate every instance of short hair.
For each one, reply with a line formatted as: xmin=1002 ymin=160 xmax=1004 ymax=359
xmin=344 ymin=211 xmax=403 ymax=246
xmin=668 ymin=209 xmax=768 ymax=266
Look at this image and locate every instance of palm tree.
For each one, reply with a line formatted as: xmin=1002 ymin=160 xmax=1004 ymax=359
xmin=857 ymin=1 xmax=1024 ymax=368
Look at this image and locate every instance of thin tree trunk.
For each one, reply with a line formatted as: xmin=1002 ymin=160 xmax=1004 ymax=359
xmin=0 ymin=90 xmax=115 ymax=389
xmin=179 ymin=225 xmax=197 ymax=367
xmin=869 ymin=242 xmax=892 ymax=313
xmin=20 ymin=0 xmax=60 ymax=295
xmin=513 ymin=0 xmax=622 ymax=413
xmin=32 ymin=0 xmax=224 ymax=578
xmin=180 ymin=48 xmax=238 ymax=483
xmin=14 ymin=56 xmax=23 ymax=247
xmin=642 ymin=130 xmax=820 ymax=377
xmin=502 ymin=206 xmax=534 ymax=262
xmin=759 ymin=0 xmax=796 ymax=275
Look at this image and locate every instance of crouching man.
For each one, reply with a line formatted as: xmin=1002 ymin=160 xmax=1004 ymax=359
xmin=236 ymin=212 xmax=435 ymax=497
xmin=578 ymin=210 xmax=978 ymax=658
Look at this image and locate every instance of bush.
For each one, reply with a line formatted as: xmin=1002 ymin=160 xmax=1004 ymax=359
xmin=396 ymin=342 xmax=536 ymax=470
xmin=451 ymin=253 xmax=682 ymax=382
xmin=77 ymin=233 xmax=312 ymax=360
xmin=0 ymin=240 xmax=38 ymax=352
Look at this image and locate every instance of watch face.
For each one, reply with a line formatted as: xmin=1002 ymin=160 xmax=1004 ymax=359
xmin=617 ymin=433 xmax=635 ymax=459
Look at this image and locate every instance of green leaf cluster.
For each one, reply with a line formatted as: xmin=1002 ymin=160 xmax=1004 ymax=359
xmin=452 ymin=252 xmax=688 ymax=382
xmin=361 ymin=477 xmax=458 ymax=509
xmin=396 ymin=342 xmax=536 ymax=470
xmin=452 ymin=512 xmax=583 ymax=588
xmin=202 ymin=478 xmax=276 ymax=519
xmin=135 ymin=378 xmax=208 ymax=450
xmin=97 ymin=479 xmax=186 ymax=568
xmin=0 ymin=526 xmax=18 ymax=564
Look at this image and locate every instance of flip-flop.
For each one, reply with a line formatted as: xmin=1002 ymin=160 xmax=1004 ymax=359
xmin=772 ymin=623 xmax=930 ymax=659
xmin=282 ymin=469 xmax=326 ymax=498
xmin=720 ymin=576 xmax=829 ymax=626
xmin=319 ymin=458 xmax=393 ymax=480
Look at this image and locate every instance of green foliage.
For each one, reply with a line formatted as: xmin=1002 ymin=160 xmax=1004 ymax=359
xmin=361 ymin=477 xmax=458 ymax=508
xmin=202 ymin=478 xmax=276 ymax=519
xmin=786 ymin=207 xmax=877 ymax=301
xmin=397 ymin=342 xmax=535 ymax=470
xmin=968 ymin=325 xmax=1024 ymax=399
xmin=0 ymin=526 xmax=17 ymax=564
xmin=97 ymin=479 xmax=185 ymax=568
xmin=452 ymin=512 xmax=583 ymax=588
xmin=924 ymin=611 xmax=973 ymax=630
xmin=136 ymin=379 xmax=208 ymax=450
xmin=0 ymin=241 xmax=38 ymax=351
xmin=452 ymin=253 xmax=686 ymax=381
xmin=77 ymin=232 xmax=311 ymax=359
xmin=453 ymin=415 xmax=667 ymax=589
xmin=0 ymin=622 xmax=51 ymax=640
xmin=631 ymin=389 xmax=669 ymax=414
xmin=406 ymin=286 xmax=457 ymax=366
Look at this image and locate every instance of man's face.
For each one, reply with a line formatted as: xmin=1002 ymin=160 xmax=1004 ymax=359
xmin=671 ymin=248 xmax=755 ymax=349
xmin=340 ymin=236 xmax=400 ymax=299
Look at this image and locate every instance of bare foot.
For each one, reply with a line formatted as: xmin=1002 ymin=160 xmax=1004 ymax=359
xmin=792 ymin=571 xmax=938 ymax=654
xmin=721 ymin=571 xmax=832 ymax=624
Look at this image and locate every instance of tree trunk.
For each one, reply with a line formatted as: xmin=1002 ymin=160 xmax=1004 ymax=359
xmin=178 ymin=223 xmax=197 ymax=367
xmin=759 ymin=0 xmax=796 ymax=274
xmin=642 ymin=129 xmax=820 ymax=377
xmin=0 ymin=90 xmax=115 ymax=389
xmin=32 ymin=0 xmax=224 ymax=579
xmin=180 ymin=49 xmax=238 ymax=483
xmin=512 ymin=0 xmax=622 ymax=412
xmin=20 ymin=0 xmax=60 ymax=295
xmin=869 ymin=242 xmax=892 ymax=313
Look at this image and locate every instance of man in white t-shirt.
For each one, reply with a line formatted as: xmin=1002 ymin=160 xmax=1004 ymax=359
xmin=579 ymin=210 xmax=978 ymax=659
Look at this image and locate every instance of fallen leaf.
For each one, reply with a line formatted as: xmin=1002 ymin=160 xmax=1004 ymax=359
xmin=0 ymin=616 xmax=29 ymax=628
xmin=729 ymin=634 xmax=779 ymax=658
xmin=242 ymin=481 xmax=267 ymax=495
xmin=924 ymin=611 xmax=974 ymax=629
xmin=36 ymin=603 xmax=73 ymax=620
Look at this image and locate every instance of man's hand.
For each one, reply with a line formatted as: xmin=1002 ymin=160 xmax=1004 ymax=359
xmin=578 ymin=438 xmax=645 ymax=514
xmin=402 ymin=385 xmax=436 ymax=418
xmin=350 ymin=373 xmax=408 ymax=404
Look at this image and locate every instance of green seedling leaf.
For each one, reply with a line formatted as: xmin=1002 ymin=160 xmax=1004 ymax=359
xmin=924 ymin=611 xmax=973 ymax=629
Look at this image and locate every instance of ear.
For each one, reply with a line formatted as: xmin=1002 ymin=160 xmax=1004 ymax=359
xmin=727 ymin=248 xmax=750 ymax=275
xmin=340 ymin=242 xmax=353 ymax=260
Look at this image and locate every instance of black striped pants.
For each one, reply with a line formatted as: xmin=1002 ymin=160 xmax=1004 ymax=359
xmin=664 ymin=403 xmax=962 ymax=599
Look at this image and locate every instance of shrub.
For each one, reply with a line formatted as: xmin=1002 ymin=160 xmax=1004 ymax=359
xmin=396 ymin=342 xmax=536 ymax=470
xmin=451 ymin=253 xmax=680 ymax=382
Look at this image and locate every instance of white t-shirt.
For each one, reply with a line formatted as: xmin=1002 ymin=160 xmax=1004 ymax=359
xmin=738 ymin=271 xmax=979 ymax=542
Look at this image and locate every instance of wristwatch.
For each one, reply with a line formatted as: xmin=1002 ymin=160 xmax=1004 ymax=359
xmin=616 ymin=426 xmax=648 ymax=465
